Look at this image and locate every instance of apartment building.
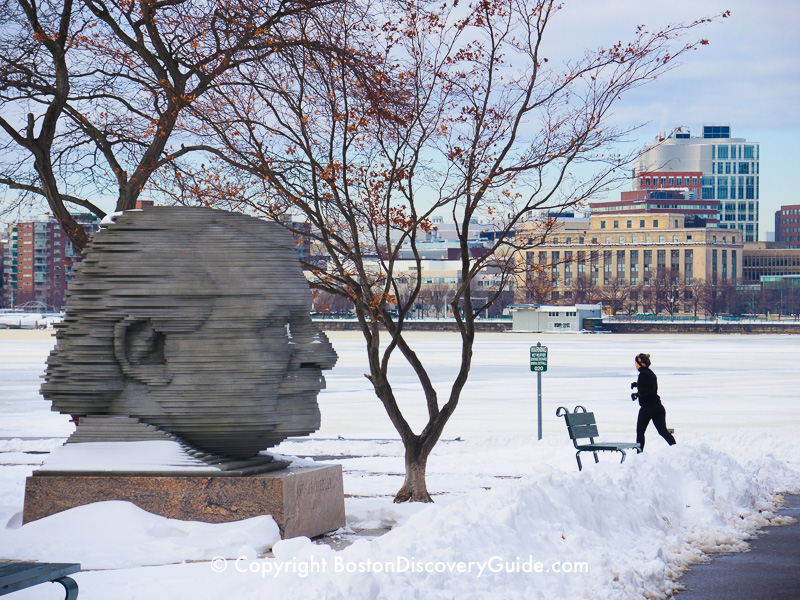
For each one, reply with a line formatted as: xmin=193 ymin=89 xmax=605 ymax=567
xmin=1 ymin=214 xmax=100 ymax=310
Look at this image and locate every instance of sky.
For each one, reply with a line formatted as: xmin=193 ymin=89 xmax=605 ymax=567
xmin=1 ymin=0 xmax=798 ymax=240
xmin=548 ymin=0 xmax=800 ymax=238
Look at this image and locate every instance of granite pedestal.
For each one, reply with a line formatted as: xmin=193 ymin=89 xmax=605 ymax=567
xmin=23 ymin=464 xmax=345 ymax=540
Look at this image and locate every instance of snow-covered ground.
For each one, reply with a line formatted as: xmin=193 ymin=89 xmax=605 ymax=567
xmin=1 ymin=329 xmax=799 ymax=599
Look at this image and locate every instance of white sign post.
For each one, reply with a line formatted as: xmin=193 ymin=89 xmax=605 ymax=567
xmin=530 ymin=343 xmax=548 ymax=440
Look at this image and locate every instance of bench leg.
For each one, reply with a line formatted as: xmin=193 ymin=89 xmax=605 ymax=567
xmin=575 ymin=451 xmax=583 ymax=471
xmin=55 ymin=576 xmax=79 ymax=600
xmin=593 ymin=451 xmax=599 ymax=464
xmin=618 ymin=449 xmax=627 ymax=465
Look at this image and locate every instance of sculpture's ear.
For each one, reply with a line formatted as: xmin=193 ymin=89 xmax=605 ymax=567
xmin=114 ymin=317 xmax=172 ymax=386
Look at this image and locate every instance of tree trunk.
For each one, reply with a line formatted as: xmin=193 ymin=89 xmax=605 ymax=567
xmin=394 ymin=437 xmax=432 ymax=503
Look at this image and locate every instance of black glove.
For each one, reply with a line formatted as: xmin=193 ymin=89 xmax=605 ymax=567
xmin=631 ymin=392 xmax=639 ymax=401
xmin=631 ymin=381 xmax=638 ymax=389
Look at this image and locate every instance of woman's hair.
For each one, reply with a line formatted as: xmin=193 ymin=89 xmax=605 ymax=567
xmin=635 ymin=353 xmax=651 ymax=367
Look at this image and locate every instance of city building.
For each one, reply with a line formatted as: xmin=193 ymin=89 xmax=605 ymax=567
xmin=741 ymin=242 xmax=800 ymax=283
xmin=774 ymin=204 xmax=800 ymax=248
xmin=512 ymin=213 xmax=743 ymax=314
xmin=634 ymin=125 xmax=760 ymax=241
xmin=1 ymin=214 xmax=100 ymax=311
xmin=590 ymin=190 xmax=720 ymax=225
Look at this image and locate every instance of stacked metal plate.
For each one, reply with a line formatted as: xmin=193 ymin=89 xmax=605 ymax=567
xmin=41 ymin=207 xmax=337 ymax=459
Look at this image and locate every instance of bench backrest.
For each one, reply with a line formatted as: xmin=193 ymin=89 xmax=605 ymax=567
xmin=564 ymin=411 xmax=598 ymax=440
xmin=555 ymin=406 xmax=599 ymax=447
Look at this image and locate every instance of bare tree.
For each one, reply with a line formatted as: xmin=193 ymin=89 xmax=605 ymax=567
xmin=313 ymin=289 xmax=355 ymax=316
xmin=685 ymin=277 xmax=704 ymax=318
xmin=662 ymin=268 xmax=684 ymax=317
xmin=699 ymin=274 xmax=733 ymax=318
xmin=425 ymin=281 xmax=457 ymax=319
xmin=161 ymin=0 xmax=722 ymax=501
xmin=0 ymin=0 xmax=348 ymax=250
xmin=601 ymin=277 xmax=631 ymax=315
xmin=571 ymin=274 xmax=600 ymax=305
xmin=521 ymin=261 xmax=554 ymax=304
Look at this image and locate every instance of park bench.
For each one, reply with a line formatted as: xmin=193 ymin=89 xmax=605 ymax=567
xmin=0 ymin=562 xmax=80 ymax=599
xmin=556 ymin=405 xmax=641 ymax=471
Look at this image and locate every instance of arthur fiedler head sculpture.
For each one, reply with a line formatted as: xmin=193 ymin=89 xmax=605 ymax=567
xmin=41 ymin=207 xmax=337 ymax=459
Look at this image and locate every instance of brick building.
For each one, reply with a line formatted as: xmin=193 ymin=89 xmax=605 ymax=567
xmin=1 ymin=215 xmax=100 ymax=310
xmin=774 ymin=204 xmax=800 ymax=248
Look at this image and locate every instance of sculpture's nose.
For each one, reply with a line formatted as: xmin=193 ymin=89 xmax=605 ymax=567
xmin=294 ymin=330 xmax=338 ymax=370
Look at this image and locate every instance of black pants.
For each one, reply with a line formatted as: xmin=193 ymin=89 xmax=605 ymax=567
xmin=636 ymin=403 xmax=676 ymax=450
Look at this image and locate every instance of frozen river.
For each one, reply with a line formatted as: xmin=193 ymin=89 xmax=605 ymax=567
xmin=1 ymin=329 xmax=799 ymax=600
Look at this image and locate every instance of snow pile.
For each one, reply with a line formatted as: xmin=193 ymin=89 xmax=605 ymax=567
xmin=2 ymin=443 xmax=795 ymax=600
xmin=221 ymin=444 xmax=795 ymax=600
xmin=1 ymin=501 xmax=280 ymax=569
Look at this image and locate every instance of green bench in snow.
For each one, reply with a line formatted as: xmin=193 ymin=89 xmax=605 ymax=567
xmin=556 ymin=405 xmax=641 ymax=471
xmin=0 ymin=562 xmax=80 ymax=598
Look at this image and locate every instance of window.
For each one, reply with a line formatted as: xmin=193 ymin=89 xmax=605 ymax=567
xmin=684 ymin=249 xmax=693 ymax=283
xmin=657 ymin=249 xmax=666 ymax=276
xmin=551 ymin=251 xmax=560 ymax=286
xmin=676 ymin=177 xmax=683 ymax=186
xmin=600 ymin=221 xmax=606 ymax=229
xmin=703 ymin=125 xmax=731 ymax=139
xmin=613 ymin=220 xmax=619 ymax=229
xmin=668 ymin=177 xmax=674 ymax=186
xmin=640 ymin=220 xmax=645 ymax=228
xmin=653 ymin=220 xmax=659 ymax=228
xmin=605 ymin=236 xmax=611 ymax=244
xmin=564 ymin=251 xmax=573 ymax=286
xmin=722 ymin=249 xmax=728 ymax=280
xmin=717 ymin=145 xmax=729 ymax=160
xmin=626 ymin=220 xmax=632 ymax=228
xmin=632 ymin=236 xmax=638 ymax=243
xmin=692 ymin=176 xmax=698 ymax=186
xmin=659 ymin=235 xmax=665 ymax=243
xmin=673 ymin=235 xmax=679 ymax=243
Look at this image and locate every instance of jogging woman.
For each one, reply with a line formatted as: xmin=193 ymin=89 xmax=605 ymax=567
xmin=631 ymin=353 xmax=676 ymax=450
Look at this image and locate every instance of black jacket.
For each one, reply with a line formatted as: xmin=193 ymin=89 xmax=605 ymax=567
xmin=636 ymin=366 xmax=661 ymax=406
